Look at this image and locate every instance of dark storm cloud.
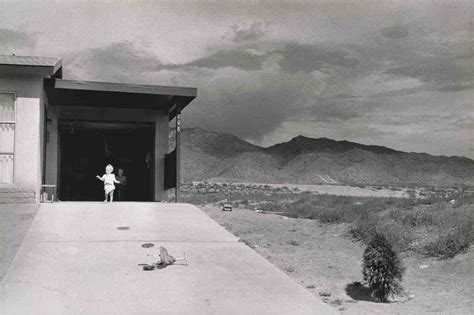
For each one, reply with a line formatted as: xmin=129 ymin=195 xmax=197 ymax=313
xmin=186 ymin=73 xmax=310 ymax=141
xmin=276 ymin=43 xmax=360 ymax=73
xmin=325 ymin=94 xmax=359 ymax=100
xmin=370 ymin=86 xmax=425 ymax=98
xmin=438 ymin=82 xmax=474 ymax=92
xmin=454 ymin=117 xmax=474 ymax=129
xmin=380 ymin=20 xmax=474 ymax=92
xmin=226 ymin=22 xmax=267 ymax=43
xmin=167 ymin=42 xmax=360 ymax=73
xmin=381 ymin=25 xmax=409 ymax=39
xmin=385 ymin=57 xmax=474 ymax=91
xmin=306 ymin=101 xmax=360 ymax=122
xmin=63 ymin=41 xmax=162 ymax=82
xmin=185 ymin=50 xmax=266 ymax=71
xmin=0 ymin=29 xmax=37 ymax=50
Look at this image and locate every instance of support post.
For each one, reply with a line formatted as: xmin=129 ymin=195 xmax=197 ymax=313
xmin=175 ymin=105 xmax=181 ymax=203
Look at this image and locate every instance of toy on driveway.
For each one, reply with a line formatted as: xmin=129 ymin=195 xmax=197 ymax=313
xmin=139 ymin=243 xmax=188 ymax=271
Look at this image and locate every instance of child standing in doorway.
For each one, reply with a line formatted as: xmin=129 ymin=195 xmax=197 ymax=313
xmin=96 ymin=164 xmax=120 ymax=202
xmin=116 ymin=168 xmax=127 ymax=201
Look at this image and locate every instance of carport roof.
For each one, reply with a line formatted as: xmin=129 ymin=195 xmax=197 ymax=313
xmin=44 ymin=78 xmax=197 ymax=120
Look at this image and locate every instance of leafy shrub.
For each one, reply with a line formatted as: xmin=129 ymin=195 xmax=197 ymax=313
xmin=362 ymin=233 xmax=405 ymax=302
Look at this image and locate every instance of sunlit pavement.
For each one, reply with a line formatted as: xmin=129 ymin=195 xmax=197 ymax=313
xmin=1 ymin=202 xmax=336 ymax=314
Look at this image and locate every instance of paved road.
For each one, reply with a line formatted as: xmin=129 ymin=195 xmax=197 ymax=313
xmin=1 ymin=202 xmax=336 ymax=314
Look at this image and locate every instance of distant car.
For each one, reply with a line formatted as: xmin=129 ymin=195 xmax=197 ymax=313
xmin=222 ymin=203 xmax=232 ymax=211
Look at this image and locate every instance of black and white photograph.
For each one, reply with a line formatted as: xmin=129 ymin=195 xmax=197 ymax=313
xmin=0 ymin=0 xmax=473 ymax=314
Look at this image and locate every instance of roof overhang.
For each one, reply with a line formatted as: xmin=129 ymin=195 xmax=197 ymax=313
xmin=44 ymin=78 xmax=197 ymax=120
xmin=0 ymin=55 xmax=62 ymax=77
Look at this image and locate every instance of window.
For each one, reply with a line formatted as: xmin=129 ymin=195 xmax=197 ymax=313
xmin=0 ymin=93 xmax=15 ymax=183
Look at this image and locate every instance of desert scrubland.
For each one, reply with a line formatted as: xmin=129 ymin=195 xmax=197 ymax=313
xmin=181 ymin=182 xmax=473 ymax=314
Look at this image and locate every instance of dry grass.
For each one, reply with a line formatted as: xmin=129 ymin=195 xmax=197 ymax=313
xmin=182 ymin=185 xmax=473 ymax=258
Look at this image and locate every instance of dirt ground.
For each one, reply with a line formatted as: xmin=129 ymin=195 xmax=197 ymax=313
xmin=0 ymin=204 xmax=39 ymax=280
xmin=202 ymin=205 xmax=473 ymax=314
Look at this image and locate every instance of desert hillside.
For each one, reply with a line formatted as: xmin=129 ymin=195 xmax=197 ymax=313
xmin=171 ymin=128 xmax=474 ymax=187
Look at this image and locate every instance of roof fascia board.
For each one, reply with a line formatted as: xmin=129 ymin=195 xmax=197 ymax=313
xmin=0 ymin=64 xmax=59 ymax=76
xmin=50 ymin=78 xmax=197 ymax=98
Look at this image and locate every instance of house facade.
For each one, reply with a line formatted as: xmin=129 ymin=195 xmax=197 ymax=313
xmin=0 ymin=55 xmax=196 ymax=203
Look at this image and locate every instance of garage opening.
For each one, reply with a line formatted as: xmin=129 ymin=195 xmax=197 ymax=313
xmin=58 ymin=120 xmax=155 ymax=201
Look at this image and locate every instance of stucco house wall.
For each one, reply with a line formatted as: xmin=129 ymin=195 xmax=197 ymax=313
xmin=0 ymin=73 xmax=45 ymax=203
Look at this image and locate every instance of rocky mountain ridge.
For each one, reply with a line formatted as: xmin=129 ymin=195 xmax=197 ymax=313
xmin=171 ymin=128 xmax=474 ymax=187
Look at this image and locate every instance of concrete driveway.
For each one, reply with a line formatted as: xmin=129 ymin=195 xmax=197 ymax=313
xmin=1 ymin=202 xmax=336 ymax=314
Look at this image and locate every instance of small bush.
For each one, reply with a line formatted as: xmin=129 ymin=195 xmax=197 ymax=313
xmin=420 ymin=206 xmax=473 ymax=258
xmin=424 ymin=222 xmax=472 ymax=258
xmin=317 ymin=208 xmax=343 ymax=223
xmin=350 ymin=210 xmax=378 ymax=241
xmin=376 ymin=220 xmax=413 ymax=252
xmin=362 ymin=233 xmax=405 ymax=302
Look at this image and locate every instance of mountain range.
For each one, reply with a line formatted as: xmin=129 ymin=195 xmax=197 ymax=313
xmin=172 ymin=128 xmax=474 ymax=187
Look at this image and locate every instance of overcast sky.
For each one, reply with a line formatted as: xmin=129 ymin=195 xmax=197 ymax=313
xmin=1 ymin=0 xmax=473 ymax=158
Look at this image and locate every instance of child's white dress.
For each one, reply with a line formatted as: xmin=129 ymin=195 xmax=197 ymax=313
xmin=100 ymin=174 xmax=117 ymax=194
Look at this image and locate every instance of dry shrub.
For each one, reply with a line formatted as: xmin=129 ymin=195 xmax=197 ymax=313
xmin=351 ymin=211 xmax=413 ymax=252
xmin=362 ymin=233 xmax=405 ymax=302
xmin=423 ymin=210 xmax=473 ymax=258
xmin=350 ymin=212 xmax=378 ymax=241
xmin=376 ymin=220 xmax=413 ymax=252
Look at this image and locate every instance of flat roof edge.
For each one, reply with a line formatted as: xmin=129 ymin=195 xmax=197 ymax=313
xmin=47 ymin=78 xmax=197 ymax=98
xmin=0 ymin=56 xmax=62 ymax=77
xmin=0 ymin=64 xmax=61 ymax=76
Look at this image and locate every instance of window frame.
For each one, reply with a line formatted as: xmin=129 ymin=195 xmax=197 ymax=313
xmin=0 ymin=91 xmax=17 ymax=183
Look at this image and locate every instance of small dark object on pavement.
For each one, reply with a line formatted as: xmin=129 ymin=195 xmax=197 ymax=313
xmin=143 ymin=265 xmax=155 ymax=271
xmin=222 ymin=203 xmax=232 ymax=211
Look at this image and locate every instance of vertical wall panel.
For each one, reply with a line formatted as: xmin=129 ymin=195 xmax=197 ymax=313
xmin=0 ymin=93 xmax=15 ymax=183
xmin=0 ymin=154 xmax=14 ymax=183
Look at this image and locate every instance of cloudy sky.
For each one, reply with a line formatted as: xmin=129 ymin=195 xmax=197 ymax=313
xmin=1 ymin=0 xmax=473 ymax=158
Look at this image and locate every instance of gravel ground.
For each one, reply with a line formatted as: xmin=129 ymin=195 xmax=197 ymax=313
xmin=0 ymin=204 xmax=39 ymax=280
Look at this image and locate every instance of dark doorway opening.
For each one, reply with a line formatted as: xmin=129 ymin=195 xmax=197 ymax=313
xmin=58 ymin=120 xmax=155 ymax=201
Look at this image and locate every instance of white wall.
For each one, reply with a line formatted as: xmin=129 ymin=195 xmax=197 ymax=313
xmin=0 ymin=74 xmax=44 ymax=202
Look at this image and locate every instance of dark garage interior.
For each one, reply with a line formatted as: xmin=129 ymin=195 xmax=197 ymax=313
xmin=58 ymin=121 xmax=155 ymax=201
